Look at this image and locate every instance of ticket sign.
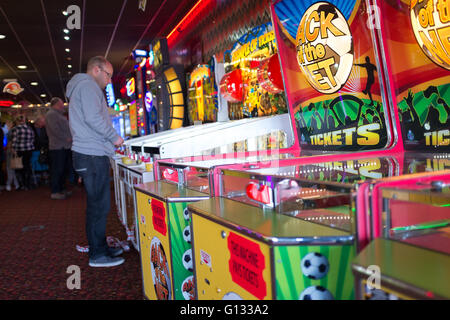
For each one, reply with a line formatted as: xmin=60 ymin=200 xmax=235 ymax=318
xmin=151 ymin=198 xmax=167 ymax=236
xmin=272 ymin=0 xmax=391 ymax=151
xmin=227 ymin=232 xmax=267 ymax=300
xmin=376 ymin=0 xmax=450 ymax=151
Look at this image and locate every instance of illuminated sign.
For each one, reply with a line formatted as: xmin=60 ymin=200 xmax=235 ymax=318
xmin=139 ymin=57 xmax=147 ymax=68
xmin=149 ymin=38 xmax=169 ymax=71
xmin=410 ymin=0 xmax=450 ymax=70
xmin=3 ymin=82 xmax=24 ymax=95
xmin=116 ymin=99 xmax=127 ymax=112
xmin=105 ymin=83 xmax=115 ymax=107
xmin=145 ymin=91 xmax=153 ymax=112
xmin=295 ymin=2 xmax=353 ymax=94
xmin=126 ymin=78 xmax=135 ymax=97
xmin=0 ymin=100 xmax=14 ymax=107
xmin=133 ymin=49 xmax=147 ymax=58
xmin=148 ymin=50 xmax=154 ymax=66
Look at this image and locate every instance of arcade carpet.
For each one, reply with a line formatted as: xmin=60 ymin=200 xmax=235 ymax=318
xmin=0 ymin=184 xmax=143 ymax=300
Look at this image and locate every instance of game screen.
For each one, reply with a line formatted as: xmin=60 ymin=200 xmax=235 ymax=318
xmin=220 ymin=22 xmax=289 ymax=120
xmin=272 ymin=0 xmax=391 ymax=152
xmin=187 ymin=64 xmax=218 ymax=124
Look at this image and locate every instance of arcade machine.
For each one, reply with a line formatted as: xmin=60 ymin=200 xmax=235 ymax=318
xmin=352 ymin=171 xmax=450 ymax=300
xmin=114 ymin=76 xmax=146 ymax=248
xmin=134 ymin=180 xmax=210 ymax=300
xmin=133 ymin=20 xmax=303 ymax=300
xmin=132 ymin=114 xmax=295 ymax=298
xmin=132 ymin=49 xmax=149 ymax=137
xmin=351 ymin=0 xmax=450 ymax=299
xmin=185 ymin=0 xmax=450 ymax=300
xmin=184 ymin=0 xmax=392 ymax=300
xmin=149 ymin=38 xmax=187 ymax=132
xmin=113 ymin=37 xmax=190 ymax=245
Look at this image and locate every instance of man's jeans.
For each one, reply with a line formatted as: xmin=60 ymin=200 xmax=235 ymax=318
xmin=72 ymin=151 xmax=111 ymax=259
xmin=49 ymin=149 xmax=71 ymax=194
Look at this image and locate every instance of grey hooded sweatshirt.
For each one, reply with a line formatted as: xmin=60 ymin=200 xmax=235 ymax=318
xmin=66 ymin=73 xmax=119 ymax=157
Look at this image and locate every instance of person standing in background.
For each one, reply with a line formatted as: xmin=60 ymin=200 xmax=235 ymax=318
xmin=10 ymin=115 xmax=35 ymax=190
xmin=66 ymin=56 xmax=124 ymax=268
xmin=0 ymin=122 xmax=4 ymax=190
xmin=45 ymin=97 xmax=72 ymax=200
xmin=5 ymin=120 xmax=20 ymax=191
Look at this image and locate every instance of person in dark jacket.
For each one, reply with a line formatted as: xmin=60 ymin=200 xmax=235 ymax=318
xmin=45 ymin=97 xmax=72 ymax=199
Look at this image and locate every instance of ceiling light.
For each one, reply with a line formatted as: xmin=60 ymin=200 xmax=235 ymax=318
xmin=64 ymin=36 xmax=70 ymax=40
xmin=17 ymin=65 xmax=27 ymax=69
xmin=30 ymin=82 xmax=38 ymax=86
xmin=63 ymin=29 xmax=69 ymax=34
xmin=68 ymin=64 xmax=72 ymax=68
xmin=65 ymin=48 xmax=70 ymax=52
xmin=67 ymin=57 xmax=72 ymax=61
xmin=0 ymin=34 xmax=6 ymax=39
xmin=62 ymin=11 xmax=68 ymax=16
xmin=40 ymin=94 xmax=46 ymax=97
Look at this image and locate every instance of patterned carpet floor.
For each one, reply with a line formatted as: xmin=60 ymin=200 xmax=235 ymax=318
xmin=0 ymin=184 xmax=143 ymax=300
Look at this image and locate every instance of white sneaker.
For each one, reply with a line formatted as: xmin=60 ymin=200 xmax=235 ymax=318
xmin=89 ymin=255 xmax=125 ymax=267
xmin=6 ymin=185 xmax=11 ymax=191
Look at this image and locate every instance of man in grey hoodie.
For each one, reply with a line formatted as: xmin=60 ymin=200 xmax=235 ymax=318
xmin=66 ymin=56 xmax=124 ymax=268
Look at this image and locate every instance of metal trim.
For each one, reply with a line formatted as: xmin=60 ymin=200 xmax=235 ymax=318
xmin=190 ymin=208 xmax=354 ymax=246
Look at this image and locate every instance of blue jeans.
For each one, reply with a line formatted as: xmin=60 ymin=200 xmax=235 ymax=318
xmin=72 ymin=151 xmax=111 ymax=259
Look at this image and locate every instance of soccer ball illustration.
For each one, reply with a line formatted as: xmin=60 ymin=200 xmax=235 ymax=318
xmin=299 ymin=286 xmax=334 ymax=300
xmin=182 ymin=249 xmax=193 ymax=272
xmin=183 ymin=225 xmax=191 ymax=244
xmin=301 ymin=252 xmax=329 ymax=280
xmin=296 ymin=2 xmax=353 ymax=94
xmin=183 ymin=207 xmax=190 ymax=220
xmin=222 ymin=292 xmax=243 ymax=300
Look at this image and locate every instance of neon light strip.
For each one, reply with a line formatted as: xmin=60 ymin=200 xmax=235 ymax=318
xmin=166 ymin=0 xmax=204 ymax=40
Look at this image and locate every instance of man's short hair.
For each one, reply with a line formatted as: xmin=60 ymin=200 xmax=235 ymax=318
xmin=50 ymin=97 xmax=62 ymax=107
xmin=87 ymin=56 xmax=109 ymax=72
xmin=15 ymin=115 xmax=26 ymax=123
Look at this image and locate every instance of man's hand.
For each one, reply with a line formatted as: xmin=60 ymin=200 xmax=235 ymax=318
xmin=114 ymin=136 xmax=124 ymax=146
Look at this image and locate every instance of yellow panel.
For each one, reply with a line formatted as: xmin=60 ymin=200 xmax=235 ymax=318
xmin=172 ymin=106 xmax=184 ymax=119
xmin=136 ymin=191 xmax=173 ymax=300
xmin=171 ymin=93 xmax=184 ymax=106
xmin=168 ymin=79 xmax=182 ymax=93
xmin=170 ymin=118 xmax=183 ymax=129
xmin=164 ymin=67 xmax=177 ymax=82
xmin=192 ymin=213 xmax=273 ymax=300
